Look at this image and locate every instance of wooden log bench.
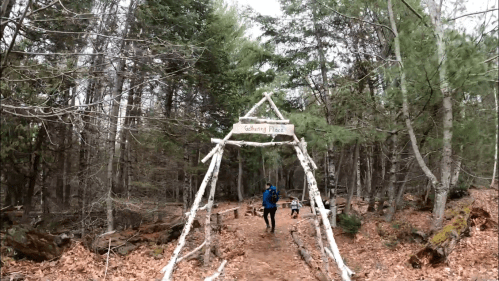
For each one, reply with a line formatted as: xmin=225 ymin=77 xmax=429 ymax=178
xmin=215 ymin=207 xmax=240 ymax=229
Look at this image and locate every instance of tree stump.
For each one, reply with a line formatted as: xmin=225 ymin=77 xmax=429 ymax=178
xmin=216 ymin=213 xmax=223 ymax=231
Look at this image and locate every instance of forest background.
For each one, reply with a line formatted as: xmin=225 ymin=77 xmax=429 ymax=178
xmin=1 ymin=0 xmax=497 ymax=234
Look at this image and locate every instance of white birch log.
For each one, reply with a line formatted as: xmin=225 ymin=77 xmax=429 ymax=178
xmin=201 ymin=93 xmax=273 ymax=163
xmin=309 ymin=196 xmax=329 ymax=277
xmin=264 ymin=92 xmax=285 ymax=120
xmin=176 ymin=241 xmax=206 ymax=263
xmin=202 ymin=133 xmax=232 ymax=164
xmin=184 ymin=204 xmax=208 ymax=217
xmin=325 ymin=247 xmax=355 ymax=276
xmin=491 ymin=91 xmax=498 ymax=188
xmin=204 ymin=148 xmax=224 ymax=265
xmin=211 ymin=138 xmax=298 ymax=147
xmin=294 ymin=144 xmax=352 ymax=281
xmin=217 ymin=206 xmax=240 ymax=215
xmin=264 ymin=92 xmax=318 ymax=170
xmin=302 ymin=173 xmax=306 ymax=202
xmin=314 ymin=207 xmax=332 ymax=216
xmin=204 ymin=260 xmax=227 ymax=281
xmin=160 ymin=150 xmax=219 ymax=280
xmin=239 ymin=117 xmax=290 ymax=124
xmin=298 ymin=137 xmax=318 ymax=170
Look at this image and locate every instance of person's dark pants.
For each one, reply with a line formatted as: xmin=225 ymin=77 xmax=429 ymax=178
xmin=291 ymin=209 xmax=299 ymax=216
xmin=264 ymin=207 xmax=277 ymax=230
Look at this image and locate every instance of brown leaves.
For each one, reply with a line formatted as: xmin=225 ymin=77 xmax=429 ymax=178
xmin=1 ymin=191 xmax=497 ymax=281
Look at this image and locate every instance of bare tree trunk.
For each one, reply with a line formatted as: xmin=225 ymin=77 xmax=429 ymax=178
xmin=23 ymin=124 xmax=46 ymax=219
xmin=78 ymin=102 xmax=90 ymax=239
xmin=491 ymin=91 xmax=498 ymax=188
xmin=324 ymin=151 xmax=329 ymax=198
xmin=56 ymin=123 xmax=67 ymax=206
xmin=330 ymin=148 xmax=344 ymax=228
xmin=183 ymin=147 xmax=191 ymax=213
xmin=116 ymin=71 xmax=136 ymax=197
xmin=326 ymin=146 xmax=336 ymax=198
xmin=105 ymin=0 xmax=135 ymax=232
xmin=356 ymin=156 xmax=361 ymax=197
xmin=0 ymin=0 xmax=16 ymax=36
xmin=384 ymin=132 xmax=399 ymax=222
xmin=366 ymin=146 xmax=373 ymax=198
xmin=41 ymin=168 xmax=49 ymax=214
xmin=345 ymin=142 xmax=358 ymax=214
xmin=63 ymin=95 xmax=75 ymax=208
xmin=387 ymin=0 xmax=443 ymax=230
xmin=427 ymin=0 xmax=453 ymax=230
xmin=204 ymin=149 xmax=224 ymax=265
xmin=237 ymin=149 xmax=244 ymax=202
xmin=395 ymin=160 xmax=414 ymax=209
xmin=262 ymin=152 xmax=266 ymax=181
xmin=0 ymin=0 xmax=31 ymax=77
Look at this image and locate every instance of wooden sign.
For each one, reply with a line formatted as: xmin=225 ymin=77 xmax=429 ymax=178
xmin=232 ymin=123 xmax=294 ymax=136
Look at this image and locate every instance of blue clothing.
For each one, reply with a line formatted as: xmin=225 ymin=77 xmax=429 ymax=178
xmin=262 ymin=186 xmax=278 ymax=209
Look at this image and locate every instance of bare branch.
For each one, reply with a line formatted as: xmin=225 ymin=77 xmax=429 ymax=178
xmin=449 ymin=8 xmax=498 ymax=21
xmin=318 ymin=1 xmax=395 ymax=36
xmin=399 ymin=0 xmax=429 ymax=27
xmin=1 ymin=0 xmax=32 ymax=72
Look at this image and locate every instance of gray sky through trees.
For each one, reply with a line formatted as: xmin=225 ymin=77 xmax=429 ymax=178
xmin=232 ymin=0 xmax=497 ymax=37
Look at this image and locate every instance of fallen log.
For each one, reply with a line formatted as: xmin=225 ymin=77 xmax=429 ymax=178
xmin=92 ymin=217 xmax=199 ymax=254
xmin=290 ymin=227 xmax=329 ymax=281
xmin=409 ymin=198 xmax=474 ymax=268
xmin=5 ymin=225 xmax=71 ymax=261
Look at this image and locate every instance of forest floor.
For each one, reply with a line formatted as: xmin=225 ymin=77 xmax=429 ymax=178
xmin=1 ymin=186 xmax=498 ymax=281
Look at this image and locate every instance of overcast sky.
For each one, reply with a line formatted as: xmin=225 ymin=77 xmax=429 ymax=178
xmin=229 ymin=0 xmax=498 ymax=37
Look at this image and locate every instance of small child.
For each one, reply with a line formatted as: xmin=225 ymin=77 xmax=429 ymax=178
xmin=290 ymin=198 xmax=302 ymax=218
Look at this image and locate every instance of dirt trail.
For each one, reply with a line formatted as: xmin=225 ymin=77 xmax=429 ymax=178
xmin=222 ymin=204 xmax=317 ymax=281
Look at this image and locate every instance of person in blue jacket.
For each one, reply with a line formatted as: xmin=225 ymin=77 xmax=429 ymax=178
xmin=262 ymin=183 xmax=278 ymax=233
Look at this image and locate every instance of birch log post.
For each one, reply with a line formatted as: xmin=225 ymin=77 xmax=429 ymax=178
xmin=160 ymin=150 xmax=219 ymax=280
xmin=262 ymin=91 xmax=318 ymax=170
xmin=204 ymin=260 xmax=227 ymax=281
xmin=176 ymin=241 xmax=207 ymax=263
xmin=302 ymin=173 xmax=307 ymax=202
xmin=309 ymin=196 xmax=329 ymax=277
xmin=491 ymin=91 xmax=498 ymax=188
xmin=298 ymin=137 xmax=318 ymax=170
xmin=239 ymin=117 xmax=290 ymax=124
xmin=202 ymin=93 xmax=273 ymax=163
xmin=325 ymin=247 xmax=354 ymax=276
xmin=204 ymin=148 xmax=224 ymax=265
xmin=294 ymin=145 xmax=353 ymax=281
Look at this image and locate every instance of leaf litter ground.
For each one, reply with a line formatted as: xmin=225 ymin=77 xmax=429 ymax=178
xmin=1 ymin=187 xmax=497 ymax=280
